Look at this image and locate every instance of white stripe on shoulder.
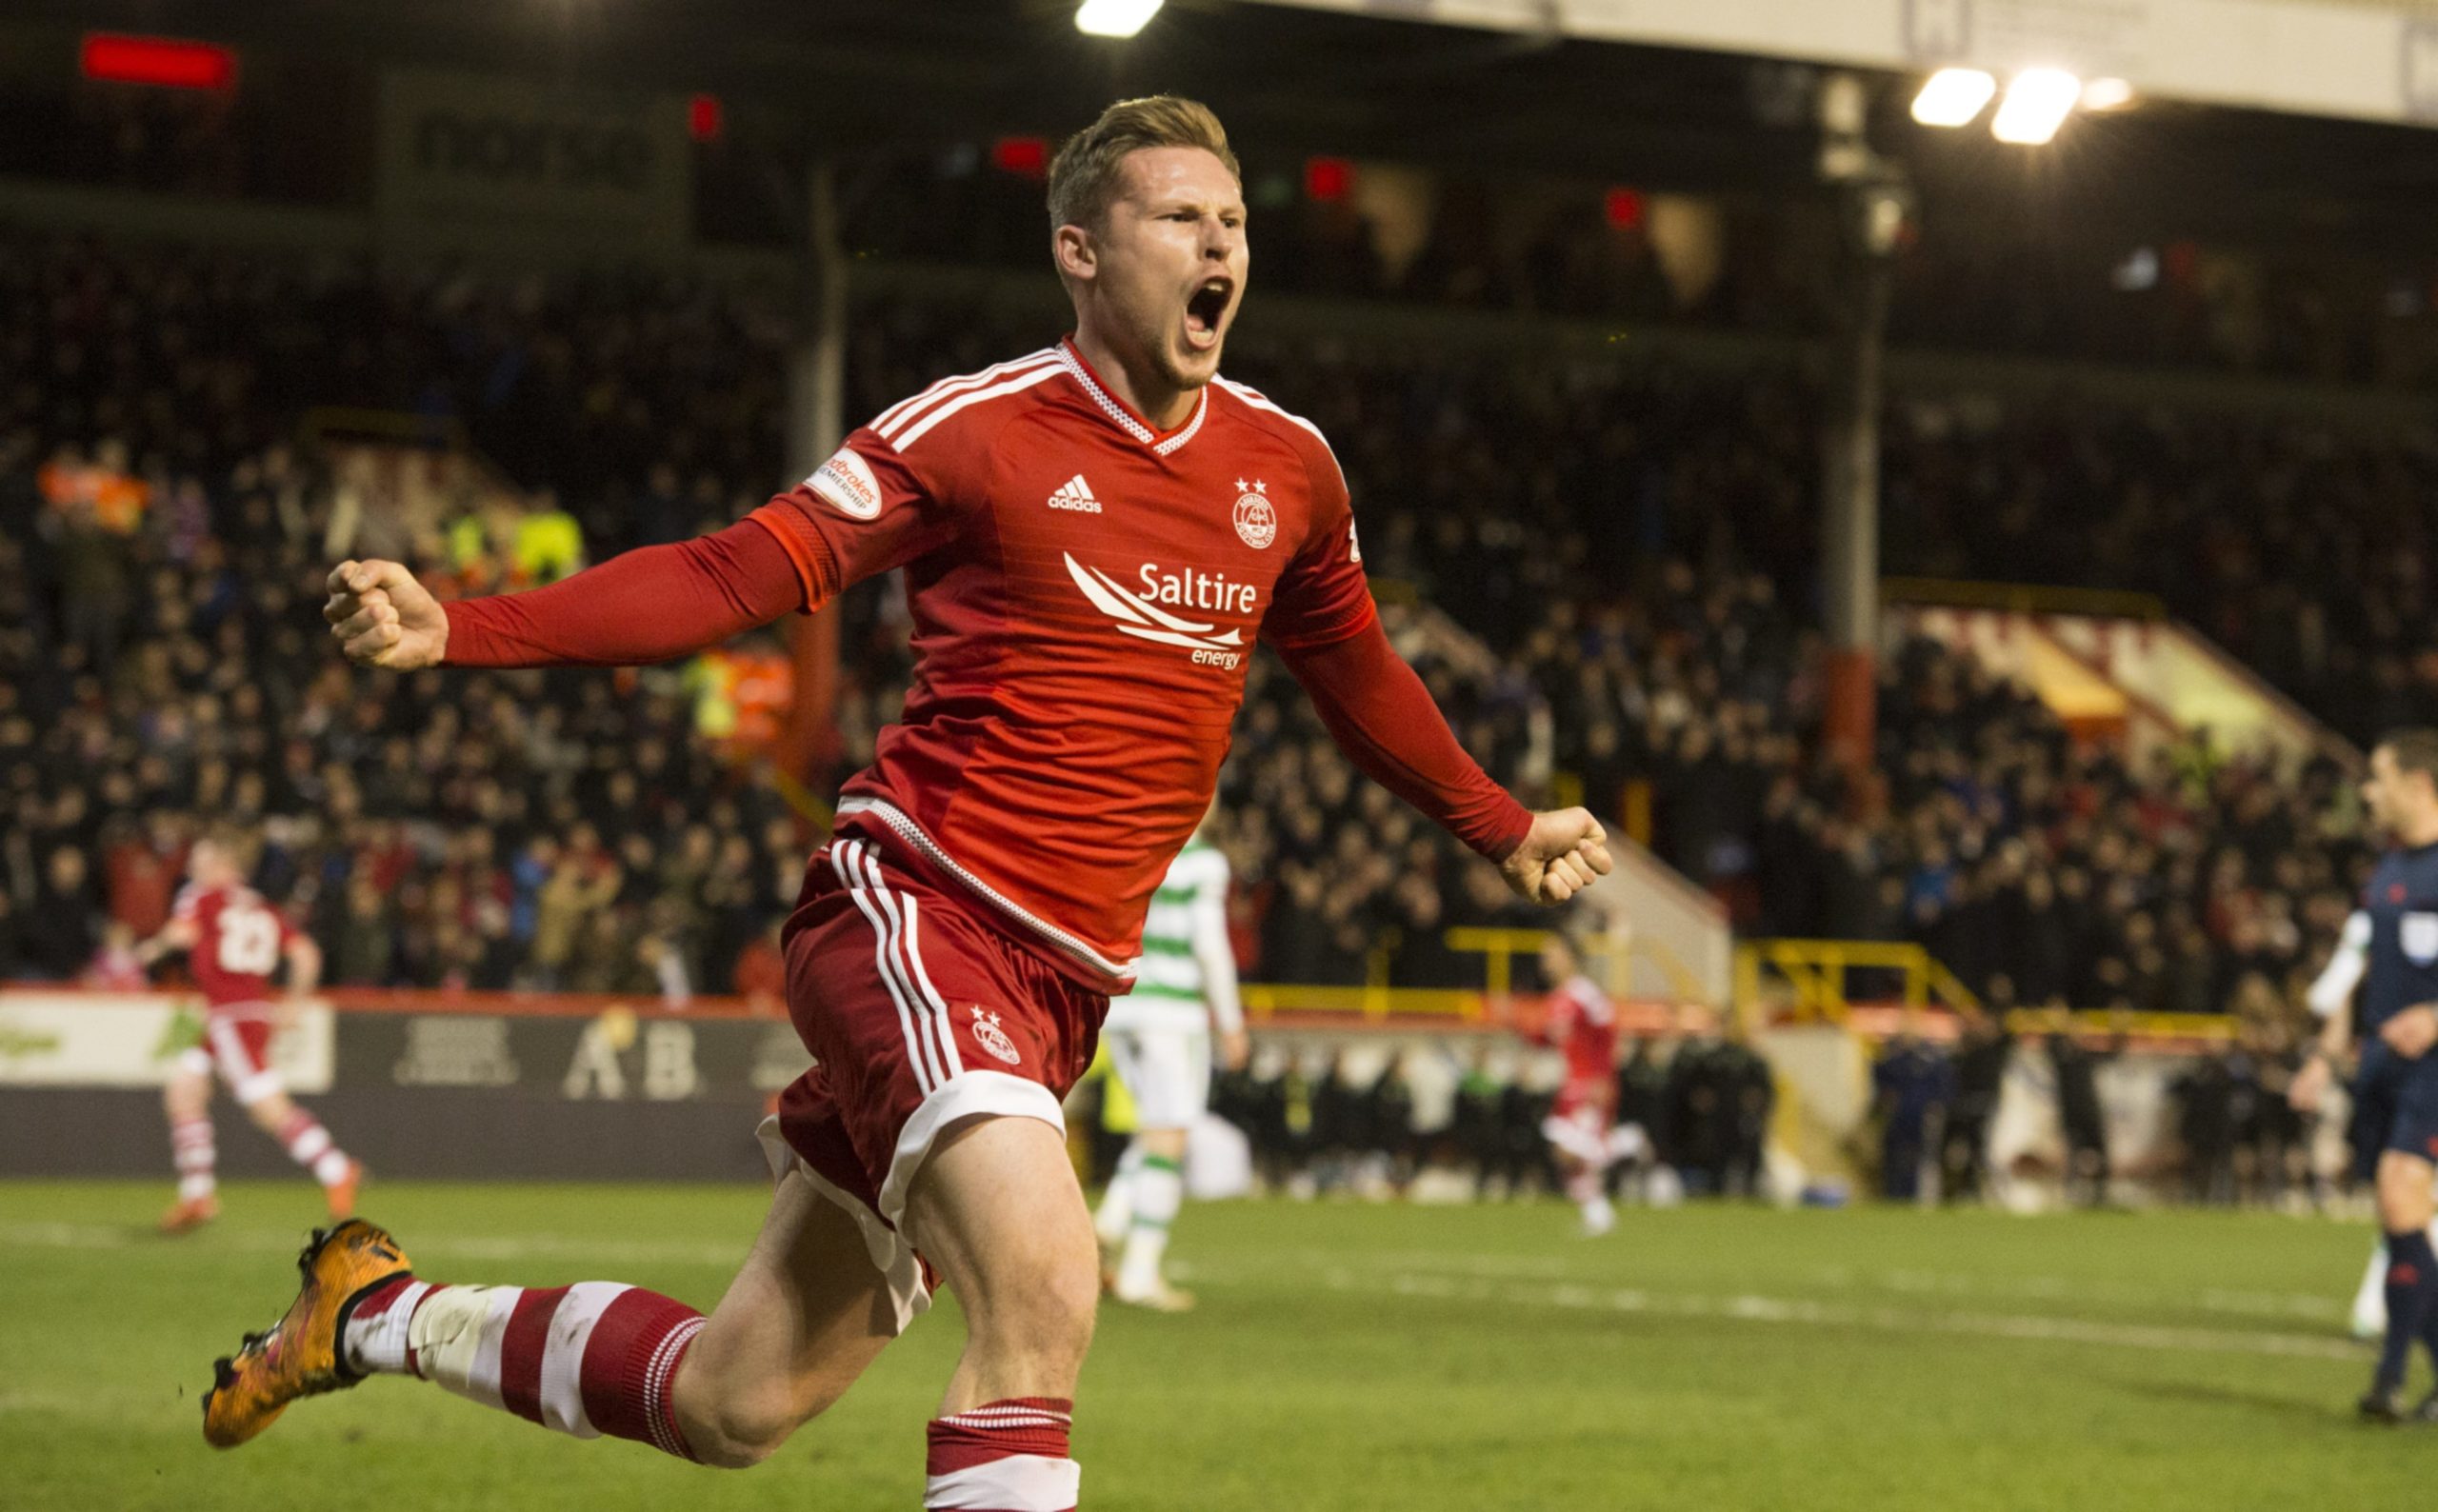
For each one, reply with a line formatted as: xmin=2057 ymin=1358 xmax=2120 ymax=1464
xmin=1215 ymin=377 xmax=1344 ymax=480
xmin=1216 ymin=377 xmax=1327 ymax=446
xmin=893 ymin=363 xmax=1066 ymax=452
xmin=871 ymin=348 xmax=1058 ymax=437
xmin=872 ymin=349 xmax=1061 ymax=443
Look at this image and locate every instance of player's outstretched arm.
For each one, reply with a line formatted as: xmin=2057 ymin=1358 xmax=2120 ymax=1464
xmin=325 ymin=518 xmax=807 ymax=671
xmin=1276 ymin=616 xmax=1610 ymax=907
xmin=2290 ymin=994 xmax=2351 ymax=1112
xmin=131 ymin=917 xmax=201 ymax=969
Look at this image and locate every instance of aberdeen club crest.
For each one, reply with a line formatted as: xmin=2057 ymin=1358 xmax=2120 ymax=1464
xmin=969 ymin=1006 xmax=1023 ymax=1065
xmin=1232 ymin=479 xmax=1277 ymax=550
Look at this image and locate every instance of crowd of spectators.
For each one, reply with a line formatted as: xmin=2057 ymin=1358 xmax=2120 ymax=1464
xmin=0 ymin=232 xmax=809 ymax=997
xmin=1878 ymin=395 xmax=2438 ymax=745
xmin=0 ymin=229 xmax=2401 ymax=1029
xmin=1860 ymin=1008 xmax=2316 ymax=1209
xmin=1073 ymin=1025 xmax=1776 ymax=1203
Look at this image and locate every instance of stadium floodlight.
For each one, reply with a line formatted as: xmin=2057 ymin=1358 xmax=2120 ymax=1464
xmin=1910 ymin=68 xmax=1996 ymax=128
xmin=2079 ymin=77 xmax=2136 ymax=111
xmin=1075 ymin=0 xmax=1163 ymax=37
xmin=1991 ymin=69 xmax=2082 ymax=145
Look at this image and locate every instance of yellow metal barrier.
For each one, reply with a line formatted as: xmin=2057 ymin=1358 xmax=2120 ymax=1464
xmin=1993 ymin=1005 xmax=2239 ymax=1043
xmin=1442 ymin=927 xmax=1557 ymax=1000
xmin=1442 ymin=925 xmax=1710 ymax=1006
xmin=1741 ymin=940 xmax=2245 ymax=1044
xmin=1734 ymin=938 xmax=1982 ymax=1024
xmin=1239 ymin=984 xmax=1487 ymax=1021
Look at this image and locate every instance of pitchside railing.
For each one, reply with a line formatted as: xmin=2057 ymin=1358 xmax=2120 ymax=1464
xmin=1735 ymin=937 xmax=2246 ymax=1048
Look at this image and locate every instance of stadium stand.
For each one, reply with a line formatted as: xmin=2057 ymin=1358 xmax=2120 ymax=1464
xmin=0 ymin=228 xmax=2382 ymax=1028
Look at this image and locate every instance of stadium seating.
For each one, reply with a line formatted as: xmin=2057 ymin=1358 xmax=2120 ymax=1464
xmin=0 ymin=229 xmax=2377 ymax=1024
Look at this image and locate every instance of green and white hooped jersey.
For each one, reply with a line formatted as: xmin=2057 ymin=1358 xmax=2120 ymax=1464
xmin=1109 ymin=840 xmax=1242 ymax=1033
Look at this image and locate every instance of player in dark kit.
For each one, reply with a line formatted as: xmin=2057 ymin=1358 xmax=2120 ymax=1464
xmin=2291 ymin=730 xmax=2438 ymax=1422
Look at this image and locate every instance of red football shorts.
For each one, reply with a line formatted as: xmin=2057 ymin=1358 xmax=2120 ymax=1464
xmin=1542 ymin=1078 xmax=1615 ymax=1165
xmin=761 ymin=832 xmax=1107 ymax=1331
xmin=176 ymin=1007 xmax=284 ymax=1104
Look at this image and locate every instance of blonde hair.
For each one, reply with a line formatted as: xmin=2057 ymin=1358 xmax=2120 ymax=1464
xmin=1047 ymin=95 xmax=1240 ymax=230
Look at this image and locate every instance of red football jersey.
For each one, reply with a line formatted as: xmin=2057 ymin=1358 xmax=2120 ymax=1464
xmin=1538 ymin=974 xmax=1621 ymax=1086
xmin=171 ymin=883 xmax=298 ymax=1011
xmin=748 ymin=341 xmax=1376 ymax=985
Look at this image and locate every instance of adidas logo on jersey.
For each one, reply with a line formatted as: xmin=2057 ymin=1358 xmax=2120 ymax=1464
xmin=1048 ymin=474 xmax=1103 ymax=513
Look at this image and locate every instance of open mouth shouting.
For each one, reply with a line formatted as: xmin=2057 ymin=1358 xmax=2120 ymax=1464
xmin=1183 ymin=275 xmax=1234 ymax=352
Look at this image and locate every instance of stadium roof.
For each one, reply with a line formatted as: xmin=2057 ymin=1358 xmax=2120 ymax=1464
xmin=19 ymin=0 xmax=2438 ymax=254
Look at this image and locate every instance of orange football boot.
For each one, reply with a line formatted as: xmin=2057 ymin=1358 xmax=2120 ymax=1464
xmin=324 ymin=1160 xmax=365 ymax=1222
xmin=160 ymin=1195 xmax=221 ymax=1235
xmin=202 ymin=1219 xmax=412 ymax=1448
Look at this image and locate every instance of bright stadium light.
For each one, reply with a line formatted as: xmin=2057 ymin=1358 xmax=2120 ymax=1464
xmin=2079 ymin=76 xmax=2136 ymax=111
xmin=1991 ymin=68 xmax=2082 ymax=145
xmin=1075 ymin=0 xmax=1163 ymax=37
xmin=1910 ymin=68 xmax=1996 ymax=128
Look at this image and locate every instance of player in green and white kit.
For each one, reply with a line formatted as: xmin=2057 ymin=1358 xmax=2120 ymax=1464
xmin=1093 ymin=815 xmax=1249 ymax=1310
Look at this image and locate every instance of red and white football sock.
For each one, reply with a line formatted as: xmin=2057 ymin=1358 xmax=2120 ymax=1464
xmin=341 ymin=1278 xmax=706 ymax=1459
xmin=274 ymin=1107 xmax=354 ymax=1187
xmin=170 ymin=1117 xmax=216 ymax=1202
xmin=926 ymin=1398 xmax=1080 ymax=1510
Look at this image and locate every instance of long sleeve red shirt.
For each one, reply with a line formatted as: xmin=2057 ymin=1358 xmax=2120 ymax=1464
xmin=442 ymin=349 xmax=1528 ymax=980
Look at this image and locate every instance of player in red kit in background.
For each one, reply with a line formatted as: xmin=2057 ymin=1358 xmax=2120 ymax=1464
xmin=1521 ymin=929 xmax=1630 ymax=1237
xmin=136 ymin=833 xmax=362 ymax=1234
xmin=209 ymin=97 xmax=1611 ymax=1511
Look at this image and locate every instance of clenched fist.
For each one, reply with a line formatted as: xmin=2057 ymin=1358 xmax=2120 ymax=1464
xmin=1499 ymin=807 xmax=1615 ymax=905
xmin=324 ymin=559 xmax=449 ymax=670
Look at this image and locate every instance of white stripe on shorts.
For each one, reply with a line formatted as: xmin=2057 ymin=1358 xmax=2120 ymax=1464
xmin=833 ymin=841 xmax=947 ymax=1092
xmin=851 ymin=839 xmax=965 ymax=1084
xmin=209 ymin=1019 xmax=283 ymax=1104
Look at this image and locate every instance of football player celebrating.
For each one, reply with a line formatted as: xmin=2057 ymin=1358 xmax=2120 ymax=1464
xmin=215 ymin=97 xmax=1610 ymax=1512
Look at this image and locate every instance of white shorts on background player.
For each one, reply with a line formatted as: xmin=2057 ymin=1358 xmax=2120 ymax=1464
xmin=1103 ymin=1019 xmax=1214 ymax=1128
xmin=1105 ymin=838 xmax=1240 ymax=1128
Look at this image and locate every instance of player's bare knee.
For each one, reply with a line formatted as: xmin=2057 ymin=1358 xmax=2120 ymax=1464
xmin=681 ymin=1383 xmax=814 ymax=1469
xmin=2378 ymin=1159 xmax=2436 ymax=1228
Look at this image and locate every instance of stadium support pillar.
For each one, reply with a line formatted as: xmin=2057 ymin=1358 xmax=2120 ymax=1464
xmin=1815 ymin=75 xmax=1907 ymax=779
xmin=1819 ymin=250 xmax=1888 ymax=775
xmin=780 ymin=157 xmax=847 ymax=789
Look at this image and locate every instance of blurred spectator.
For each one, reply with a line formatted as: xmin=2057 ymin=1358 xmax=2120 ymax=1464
xmin=2048 ymin=1027 xmax=2123 ymax=1209
xmin=1941 ymin=1007 xmax=2012 ymax=1204
xmin=24 ymin=846 xmax=102 ymax=981
xmin=82 ymin=920 xmax=150 ymax=990
xmin=1871 ymin=1016 xmax=1954 ymax=1203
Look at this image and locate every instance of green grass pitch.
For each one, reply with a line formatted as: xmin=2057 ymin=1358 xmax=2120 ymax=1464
xmin=1 ymin=1181 xmax=2428 ymax=1509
